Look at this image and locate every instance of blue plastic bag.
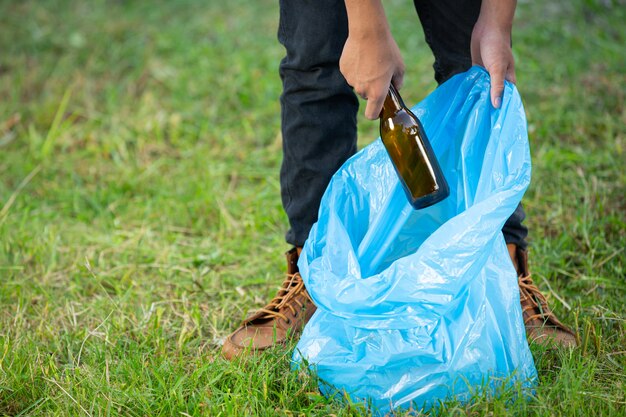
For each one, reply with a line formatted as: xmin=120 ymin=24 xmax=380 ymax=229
xmin=293 ymin=67 xmax=537 ymax=415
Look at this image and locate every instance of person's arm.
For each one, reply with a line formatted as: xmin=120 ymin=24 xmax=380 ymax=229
xmin=471 ymin=0 xmax=517 ymax=108
xmin=340 ymin=0 xmax=405 ymax=120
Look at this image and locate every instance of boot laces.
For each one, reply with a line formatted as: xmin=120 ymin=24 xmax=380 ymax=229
xmin=257 ymin=273 xmax=310 ymax=322
xmin=518 ymin=273 xmax=557 ymax=324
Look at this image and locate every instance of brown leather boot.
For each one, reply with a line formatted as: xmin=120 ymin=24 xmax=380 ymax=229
xmin=508 ymin=244 xmax=577 ymax=348
xmin=222 ymin=247 xmax=317 ymax=360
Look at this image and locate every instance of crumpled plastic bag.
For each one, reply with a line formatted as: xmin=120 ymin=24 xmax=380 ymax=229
xmin=293 ymin=66 xmax=537 ymax=415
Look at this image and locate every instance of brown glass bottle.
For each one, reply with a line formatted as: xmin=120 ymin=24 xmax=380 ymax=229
xmin=380 ymin=84 xmax=449 ymax=209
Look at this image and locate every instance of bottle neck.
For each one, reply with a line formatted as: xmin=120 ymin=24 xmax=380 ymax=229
xmin=382 ymin=83 xmax=404 ymax=118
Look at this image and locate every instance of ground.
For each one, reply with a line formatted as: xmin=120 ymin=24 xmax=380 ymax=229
xmin=0 ymin=0 xmax=624 ymax=415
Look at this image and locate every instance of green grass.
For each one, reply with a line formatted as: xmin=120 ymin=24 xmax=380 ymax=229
xmin=0 ymin=0 xmax=624 ymax=415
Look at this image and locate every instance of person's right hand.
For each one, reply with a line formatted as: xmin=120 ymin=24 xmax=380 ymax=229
xmin=339 ymin=26 xmax=405 ymax=120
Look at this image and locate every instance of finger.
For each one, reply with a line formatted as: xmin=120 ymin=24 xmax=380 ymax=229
xmin=392 ymin=68 xmax=405 ymax=91
xmin=505 ymin=64 xmax=517 ymax=84
xmin=364 ymin=91 xmax=386 ymax=120
xmin=352 ymin=81 xmax=369 ymax=100
xmin=489 ymin=66 xmax=506 ymax=109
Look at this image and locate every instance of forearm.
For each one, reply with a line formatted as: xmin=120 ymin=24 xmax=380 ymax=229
xmin=471 ymin=0 xmax=517 ymax=107
xmin=341 ymin=0 xmax=405 ymax=119
xmin=344 ymin=0 xmax=390 ymax=36
xmin=477 ymin=0 xmax=517 ymax=33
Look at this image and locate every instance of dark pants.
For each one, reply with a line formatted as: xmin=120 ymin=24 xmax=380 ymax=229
xmin=278 ymin=0 xmax=528 ymax=249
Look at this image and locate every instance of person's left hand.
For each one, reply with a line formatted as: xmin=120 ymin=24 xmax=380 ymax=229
xmin=471 ymin=16 xmax=516 ymax=108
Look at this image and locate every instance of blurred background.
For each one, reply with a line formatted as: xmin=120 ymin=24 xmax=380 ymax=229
xmin=0 ymin=0 xmax=624 ymax=415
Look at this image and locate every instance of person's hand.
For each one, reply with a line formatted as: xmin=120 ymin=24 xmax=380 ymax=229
xmin=339 ymin=23 xmax=405 ymax=120
xmin=471 ymin=1 xmax=517 ymax=108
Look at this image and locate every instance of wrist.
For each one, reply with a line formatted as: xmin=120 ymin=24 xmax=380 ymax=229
xmin=345 ymin=0 xmax=390 ymax=36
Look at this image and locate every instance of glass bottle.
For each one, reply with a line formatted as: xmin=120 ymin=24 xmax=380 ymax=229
xmin=380 ymin=84 xmax=449 ymax=209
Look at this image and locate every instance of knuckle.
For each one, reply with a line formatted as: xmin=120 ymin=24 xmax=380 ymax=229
xmin=355 ymin=86 xmax=366 ymax=99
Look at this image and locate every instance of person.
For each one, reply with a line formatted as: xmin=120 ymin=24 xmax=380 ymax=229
xmin=222 ymin=0 xmax=576 ymax=360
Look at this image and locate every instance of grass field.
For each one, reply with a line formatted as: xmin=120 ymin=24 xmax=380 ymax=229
xmin=1 ymin=0 xmax=625 ymax=415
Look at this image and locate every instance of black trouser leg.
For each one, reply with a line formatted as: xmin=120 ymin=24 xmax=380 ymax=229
xmin=278 ymin=0 xmax=358 ymax=247
xmin=414 ymin=0 xmax=528 ymax=248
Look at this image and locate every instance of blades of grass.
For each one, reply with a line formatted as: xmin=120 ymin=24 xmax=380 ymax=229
xmin=0 ymin=164 xmax=41 ymax=225
xmin=41 ymin=87 xmax=72 ymax=159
